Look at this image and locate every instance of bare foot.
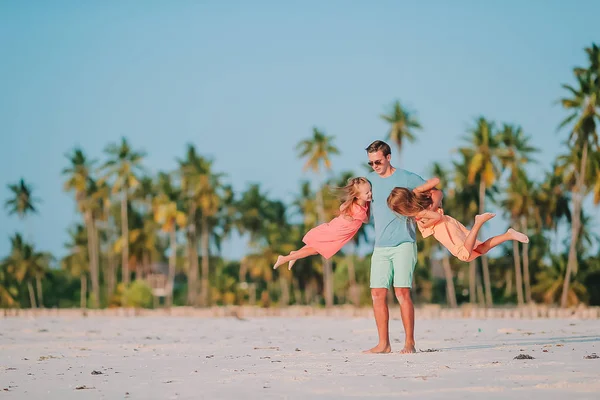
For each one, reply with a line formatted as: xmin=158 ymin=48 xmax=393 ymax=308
xmin=273 ymin=255 xmax=285 ymax=269
xmin=362 ymin=344 xmax=391 ymax=354
xmin=288 ymin=260 xmax=297 ymax=270
xmin=399 ymin=342 xmax=416 ymax=354
xmin=475 ymin=212 xmax=496 ymax=225
xmin=508 ymin=228 xmax=529 ymax=243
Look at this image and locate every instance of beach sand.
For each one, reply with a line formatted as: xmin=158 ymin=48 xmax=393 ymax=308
xmin=1 ymin=316 xmax=599 ymax=399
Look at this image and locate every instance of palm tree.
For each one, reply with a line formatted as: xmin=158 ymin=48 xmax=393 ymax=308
xmin=557 ymin=44 xmax=600 ymax=307
xmin=458 ymin=117 xmax=505 ymax=307
xmin=181 ymin=154 xmax=226 ymax=307
xmin=532 ymin=254 xmax=587 ymax=306
xmin=2 ymin=234 xmax=49 ymax=309
xmin=296 ymin=127 xmax=339 ymax=307
xmin=101 ymin=138 xmax=145 ymax=286
xmin=153 ymin=172 xmax=187 ymax=307
xmin=0 ymin=263 xmax=17 ymax=308
xmin=178 ymin=145 xmax=204 ymax=306
xmin=62 ymin=225 xmax=90 ymax=311
xmin=380 ymin=100 xmax=422 ymax=156
xmin=4 ymin=178 xmax=42 ymax=304
xmin=502 ymin=172 xmax=527 ymax=305
xmin=62 ymin=149 xmax=102 ymax=308
xmin=95 ymin=179 xmax=117 ymax=298
xmin=498 ymin=125 xmax=537 ymax=304
xmin=535 ymin=164 xmax=572 ymax=236
xmin=4 ymin=178 xmax=38 ymax=218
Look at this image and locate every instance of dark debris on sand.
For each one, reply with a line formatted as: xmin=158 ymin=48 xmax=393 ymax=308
xmin=514 ymin=354 xmax=535 ymax=360
xmin=419 ymin=348 xmax=440 ymax=353
xmin=584 ymin=353 xmax=599 ymax=359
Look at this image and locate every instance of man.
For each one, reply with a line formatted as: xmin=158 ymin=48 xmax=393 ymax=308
xmin=363 ymin=140 xmax=442 ymax=354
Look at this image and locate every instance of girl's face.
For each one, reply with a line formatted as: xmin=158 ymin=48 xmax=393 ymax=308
xmin=357 ymin=182 xmax=372 ymax=202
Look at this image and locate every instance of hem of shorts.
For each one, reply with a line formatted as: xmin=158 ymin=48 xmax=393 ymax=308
xmin=373 ymin=240 xmax=416 ymax=248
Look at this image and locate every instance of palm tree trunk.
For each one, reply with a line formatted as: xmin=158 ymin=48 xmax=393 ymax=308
xmin=92 ymin=217 xmax=101 ymax=307
xmin=80 ymin=274 xmax=87 ymax=310
xmin=84 ymin=211 xmax=100 ymax=308
xmin=476 ymin=269 xmax=485 ymax=307
xmin=316 ymin=188 xmax=333 ymax=308
xmin=167 ymin=228 xmax=176 ymax=308
xmin=121 ymin=189 xmax=130 ymax=286
xmin=36 ymin=276 xmax=44 ymax=308
xmin=105 ymin=206 xmax=116 ymax=300
xmin=279 ymin=275 xmax=290 ymax=306
xmin=512 ymin=240 xmax=524 ymax=306
xmin=107 ymin=248 xmax=116 ymax=300
xmin=478 ymin=180 xmax=493 ymax=307
xmin=561 ymin=141 xmax=587 ymax=308
xmin=442 ymin=255 xmax=457 ymax=308
xmin=139 ymin=251 xmax=147 ymax=281
xmin=504 ymin=269 xmax=513 ymax=297
xmin=200 ymin=216 xmax=210 ymax=307
xmin=27 ymin=281 xmax=37 ymax=309
xmin=186 ymin=202 xmax=199 ymax=306
xmin=521 ymin=216 xmax=532 ymax=303
xmin=347 ymin=245 xmax=359 ymax=306
xmin=469 ymin=261 xmax=476 ymax=304
xmin=292 ymin=278 xmax=302 ymax=305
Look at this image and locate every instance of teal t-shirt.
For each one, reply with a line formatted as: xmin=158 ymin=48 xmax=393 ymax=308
xmin=368 ymin=169 xmax=426 ymax=248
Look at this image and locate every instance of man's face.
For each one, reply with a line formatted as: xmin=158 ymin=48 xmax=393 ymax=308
xmin=367 ymin=150 xmax=391 ymax=176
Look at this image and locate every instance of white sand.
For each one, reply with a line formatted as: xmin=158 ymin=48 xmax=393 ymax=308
xmin=1 ymin=316 xmax=599 ymax=399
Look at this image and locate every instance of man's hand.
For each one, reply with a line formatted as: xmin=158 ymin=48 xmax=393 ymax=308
xmin=430 ymin=189 xmax=443 ymax=211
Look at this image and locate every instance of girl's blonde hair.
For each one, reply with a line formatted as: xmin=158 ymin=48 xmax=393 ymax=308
xmin=387 ymin=187 xmax=432 ymax=217
xmin=337 ymin=177 xmax=370 ymax=218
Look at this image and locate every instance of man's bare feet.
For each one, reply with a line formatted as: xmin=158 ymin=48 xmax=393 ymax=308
xmin=362 ymin=344 xmax=391 ymax=354
xmin=273 ymin=255 xmax=285 ymax=269
xmin=475 ymin=212 xmax=495 ymax=225
xmin=399 ymin=342 xmax=416 ymax=354
xmin=508 ymin=228 xmax=529 ymax=243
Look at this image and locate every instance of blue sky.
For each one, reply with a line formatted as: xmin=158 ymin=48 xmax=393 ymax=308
xmin=1 ymin=0 xmax=599 ymax=260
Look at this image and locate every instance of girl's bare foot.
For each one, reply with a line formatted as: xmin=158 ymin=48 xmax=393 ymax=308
xmin=508 ymin=228 xmax=529 ymax=243
xmin=273 ymin=255 xmax=285 ymax=269
xmin=288 ymin=260 xmax=297 ymax=270
xmin=475 ymin=212 xmax=496 ymax=225
xmin=362 ymin=343 xmax=392 ymax=354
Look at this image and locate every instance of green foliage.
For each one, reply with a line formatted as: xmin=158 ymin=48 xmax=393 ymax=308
xmin=123 ymin=281 xmax=153 ymax=308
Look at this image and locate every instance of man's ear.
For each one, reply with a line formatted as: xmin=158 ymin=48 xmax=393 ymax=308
xmin=386 ymin=154 xmax=391 ymax=161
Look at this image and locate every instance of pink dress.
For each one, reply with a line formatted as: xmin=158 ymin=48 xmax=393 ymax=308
xmin=302 ymin=203 xmax=369 ymax=259
xmin=416 ymin=208 xmax=483 ymax=262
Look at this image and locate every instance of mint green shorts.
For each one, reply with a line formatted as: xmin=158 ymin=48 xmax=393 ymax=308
xmin=370 ymin=242 xmax=417 ymax=288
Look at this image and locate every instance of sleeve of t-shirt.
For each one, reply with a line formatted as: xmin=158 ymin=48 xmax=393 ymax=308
xmin=406 ymin=172 xmax=426 ymax=189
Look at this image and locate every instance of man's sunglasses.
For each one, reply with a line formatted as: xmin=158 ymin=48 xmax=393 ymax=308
xmin=368 ymin=160 xmax=384 ymax=167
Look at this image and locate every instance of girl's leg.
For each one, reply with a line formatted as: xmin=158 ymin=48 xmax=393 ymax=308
xmin=474 ymin=228 xmax=529 ymax=256
xmin=273 ymin=245 xmax=319 ymax=269
xmin=463 ymin=213 xmax=496 ymax=255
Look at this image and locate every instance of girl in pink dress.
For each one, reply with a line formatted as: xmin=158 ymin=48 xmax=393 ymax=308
xmin=386 ymin=178 xmax=529 ymax=262
xmin=273 ymin=177 xmax=372 ymax=270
